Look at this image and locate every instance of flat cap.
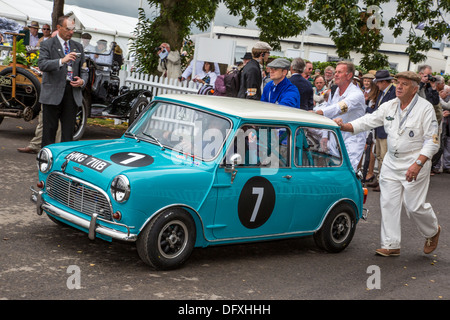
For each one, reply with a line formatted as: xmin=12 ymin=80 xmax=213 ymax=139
xmin=395 ymin=71 xmax=421 ymax=84
xmin=267 ymin=58 xmax=291 ymax=70
xmin=253 ymin=41 xmax=272 ymax=51
xmin=362 ymin=73 xmax=375 ymax=79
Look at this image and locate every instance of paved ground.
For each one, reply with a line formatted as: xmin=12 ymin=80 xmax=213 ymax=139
xmin=0 ymin=117 xmax=449 ymax=303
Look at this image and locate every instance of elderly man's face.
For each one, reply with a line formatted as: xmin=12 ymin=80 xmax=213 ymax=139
xmin=334 ymin=64 xmax=352 ymax=87
xmin=419 ymin=67 xmax=432 ymax=83
xmin=396 ymin=77 xmax=418 ymax=101
xmin=324 ymin=69 xmax=334 ymax=81
xmin=57 ymin=18 xmax=75 ymax=41
xmin=30 ymin=27 xmax=38 ymax=36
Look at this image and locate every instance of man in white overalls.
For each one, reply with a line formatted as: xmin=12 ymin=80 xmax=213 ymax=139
xmin=334 ymin=71 xmax=441 ymax=257
xmin=316 ymin=61 xmax=367 ymax=170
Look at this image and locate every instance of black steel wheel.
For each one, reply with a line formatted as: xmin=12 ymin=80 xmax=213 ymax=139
xmin=314 ymin=203 xmax=356 ymax=253
xmin=137 ymin=208 xmax=196 ymax=270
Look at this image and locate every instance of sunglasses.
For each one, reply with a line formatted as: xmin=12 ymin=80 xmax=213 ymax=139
xmin=42 ymin=28 xmax=50 ymax=30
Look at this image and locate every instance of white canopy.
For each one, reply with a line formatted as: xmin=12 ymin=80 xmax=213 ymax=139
xmin=0 ymin=0 xmax=138 ymax=55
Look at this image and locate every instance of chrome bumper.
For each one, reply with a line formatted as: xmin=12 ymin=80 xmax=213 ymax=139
xmin=31 ymin=186 xmax=137 ymax=242
xmin=362 ymin=207 xmax=369 ymax=220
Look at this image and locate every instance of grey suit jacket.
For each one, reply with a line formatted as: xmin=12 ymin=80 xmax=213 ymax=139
xmin=38 ymin=36 xmax=87 ymax=106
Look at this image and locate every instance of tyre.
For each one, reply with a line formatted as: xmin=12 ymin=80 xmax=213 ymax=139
xmin=128 ymin=96 xmax=149 ymax=125
xmin=136 ymin=208 xmax=196 ymax=270
xmin=314 ymin=203 xmax=356 ymax=253
xmin=73 ymin=99 xmax=88 ymax=141
xmin=0 ymin=67 xmax=41 ymax=112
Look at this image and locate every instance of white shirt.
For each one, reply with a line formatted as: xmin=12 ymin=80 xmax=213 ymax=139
xmin=321 ymin=82 xmax=367 ymax=169
xmin=351 ymin=94 xmax=439 ymax=170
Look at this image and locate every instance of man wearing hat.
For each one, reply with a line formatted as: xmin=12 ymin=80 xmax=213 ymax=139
xmin=237 ymin=41 xmax=272 ymax=100
xmin=80 ymin=33 xmax=95 ymax=52
xmin=92 ymin=39 xmax=113 ymax=65
xmin=241 ymin=52 xmax=252 ymax=66
xmin=260 ymin=58 xmax=300 ymax=108
xmin=18 ymin=21 xmax=43 ymax=47
xmin=366 ymin=70 xmax=397 ymax=191
xmin=334 ymin=71 xmax=441 ymax=257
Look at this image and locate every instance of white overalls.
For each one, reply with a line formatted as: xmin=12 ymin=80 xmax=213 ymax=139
xmin=351 ymin=94 xmax=440 ymax=249
xmin=322 ymin=83 xmax=367 ymax=170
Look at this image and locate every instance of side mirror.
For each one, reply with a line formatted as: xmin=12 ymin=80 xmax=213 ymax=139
xmin=224 ymin=154 xmax=242 ymax=184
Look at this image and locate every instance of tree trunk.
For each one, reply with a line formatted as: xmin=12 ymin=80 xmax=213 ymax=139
xmin=52 ymin=0 xmax=65 ymax=31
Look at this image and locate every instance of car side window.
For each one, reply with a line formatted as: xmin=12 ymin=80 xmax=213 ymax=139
xmin=223 ymin=124 xmax=290 ymax=168
xmin=294 ymin=127 xmax=342 ymax=167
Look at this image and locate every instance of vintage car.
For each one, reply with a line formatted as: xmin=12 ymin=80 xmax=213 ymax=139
xmin=31 ymin=94 xmax=368 ymax=270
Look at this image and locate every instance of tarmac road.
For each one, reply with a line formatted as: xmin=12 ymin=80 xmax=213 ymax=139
xmin=0 ymin=117 xmax=449 ymax=304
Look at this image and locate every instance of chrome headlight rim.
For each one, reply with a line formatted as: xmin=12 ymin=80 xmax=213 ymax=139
xmin=37 ymin=148 xmax=53 ymax=173
xmin=111 ymin=174 xmax=131 ymax=203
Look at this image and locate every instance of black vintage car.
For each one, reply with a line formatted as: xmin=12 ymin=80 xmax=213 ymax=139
xmin=76 ymin=46 xmax=152 ymax=139
xmin=0 ymin=37 xmax=152 ymax=140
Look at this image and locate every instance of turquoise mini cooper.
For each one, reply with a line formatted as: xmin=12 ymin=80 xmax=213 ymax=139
xmin=32 ymin=94 xmax=368 ymax=270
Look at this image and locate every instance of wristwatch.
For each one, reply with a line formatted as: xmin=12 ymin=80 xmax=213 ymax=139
xmin=415 ymin=159 xmax=424 ymax=167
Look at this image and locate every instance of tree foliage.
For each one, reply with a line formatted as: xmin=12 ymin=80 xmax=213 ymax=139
xmin=132 ymin=0 xmax=449 ymax=74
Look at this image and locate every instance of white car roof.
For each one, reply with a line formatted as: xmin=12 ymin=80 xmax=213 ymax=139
xmin=156 ymin=94 xmax=338 ymax=127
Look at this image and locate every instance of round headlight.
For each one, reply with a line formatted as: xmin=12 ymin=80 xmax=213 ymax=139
xmin=36 ymin=148 xmax=53 ymax=173
xmin=111 ymin=175 xmax=130 ymax=203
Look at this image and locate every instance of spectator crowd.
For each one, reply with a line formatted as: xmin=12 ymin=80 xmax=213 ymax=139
xmin=156 ymin=40 xmax=450 ymax=185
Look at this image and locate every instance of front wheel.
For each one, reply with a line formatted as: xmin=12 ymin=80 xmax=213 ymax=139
xmin=128 ymin=96 xmax=149 ymax=125
xmin=136 ymin=208 xmax=196 ymax=270
xmin=314 ymin=203 xmax=356 ymax=253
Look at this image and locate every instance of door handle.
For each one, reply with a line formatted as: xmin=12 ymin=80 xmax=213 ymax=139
xmin=282 ymin=175 xmax=292 ymax=180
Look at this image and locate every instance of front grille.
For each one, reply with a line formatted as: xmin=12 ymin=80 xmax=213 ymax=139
xmin=46 ymin=172 xmax=112 ymax=220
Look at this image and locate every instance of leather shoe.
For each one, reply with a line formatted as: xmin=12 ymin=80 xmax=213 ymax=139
xmin=375 ymin=248 xmax=400 ymax=257
xmin=366 ymin=181 xmax=379 ymax=188
xmin=17 ymin=147 xmax=38 ymax=154
xmin=424 ymin=225 xmax=441 ymax=254
xmin=373 ymin=185 xmax=380 ymax=192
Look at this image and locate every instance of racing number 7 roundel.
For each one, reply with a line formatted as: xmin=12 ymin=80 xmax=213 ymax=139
xmin=238 ymin=176 xmax=276 ymax=229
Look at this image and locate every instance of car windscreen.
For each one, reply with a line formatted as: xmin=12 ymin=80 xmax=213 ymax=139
xmin=127 ymin=101 xmax=232 ymax=161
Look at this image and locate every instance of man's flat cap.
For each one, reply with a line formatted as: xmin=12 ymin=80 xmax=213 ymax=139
xmin=267 ymin=58 xmax=291 ymax=70
xmin=253 ymin=41 xmax=272 ymax=51
xmin=395 ymin=71 xmax=421 ymax=84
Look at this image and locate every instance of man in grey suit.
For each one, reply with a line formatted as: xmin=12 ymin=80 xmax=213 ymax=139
xmin=38 ymin=15 xmax=87 ymax=147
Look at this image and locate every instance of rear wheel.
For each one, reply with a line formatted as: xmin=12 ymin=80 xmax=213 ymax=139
xmin=314 ymin=203 xmax=356 ymax=253
xmin=0 ymin=67 xmax=41 ymax=119
xmin=136 ymin=208 xmax=196 ymax=270
xmin=0 ymin=67 xmax=40 ymax=109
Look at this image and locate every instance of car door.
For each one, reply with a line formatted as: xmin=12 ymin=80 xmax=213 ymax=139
xmin=212 ymin=124 xmax=295 ymax=240
xmin=288 ymin=126 xmax=347 ymax=232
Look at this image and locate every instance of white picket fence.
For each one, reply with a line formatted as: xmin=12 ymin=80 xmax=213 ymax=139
xmin=124 ymin=71 xmax=201 ymax=97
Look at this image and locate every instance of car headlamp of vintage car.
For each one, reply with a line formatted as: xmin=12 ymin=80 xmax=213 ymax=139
xmin=36 ymin=148 xmax=53 ymax=173
xmin=111 ymin=175 xmax=131 ymax=203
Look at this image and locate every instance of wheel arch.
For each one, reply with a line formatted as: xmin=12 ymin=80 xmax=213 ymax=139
xmin=138 ymin=204 xmax=208 ymax=247
xmin=315 ymin=198 xmax=359 ymax=233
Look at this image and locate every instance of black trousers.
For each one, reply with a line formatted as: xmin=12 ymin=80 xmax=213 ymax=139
xmin=41 ymin=83 xmax=78 ymax=148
